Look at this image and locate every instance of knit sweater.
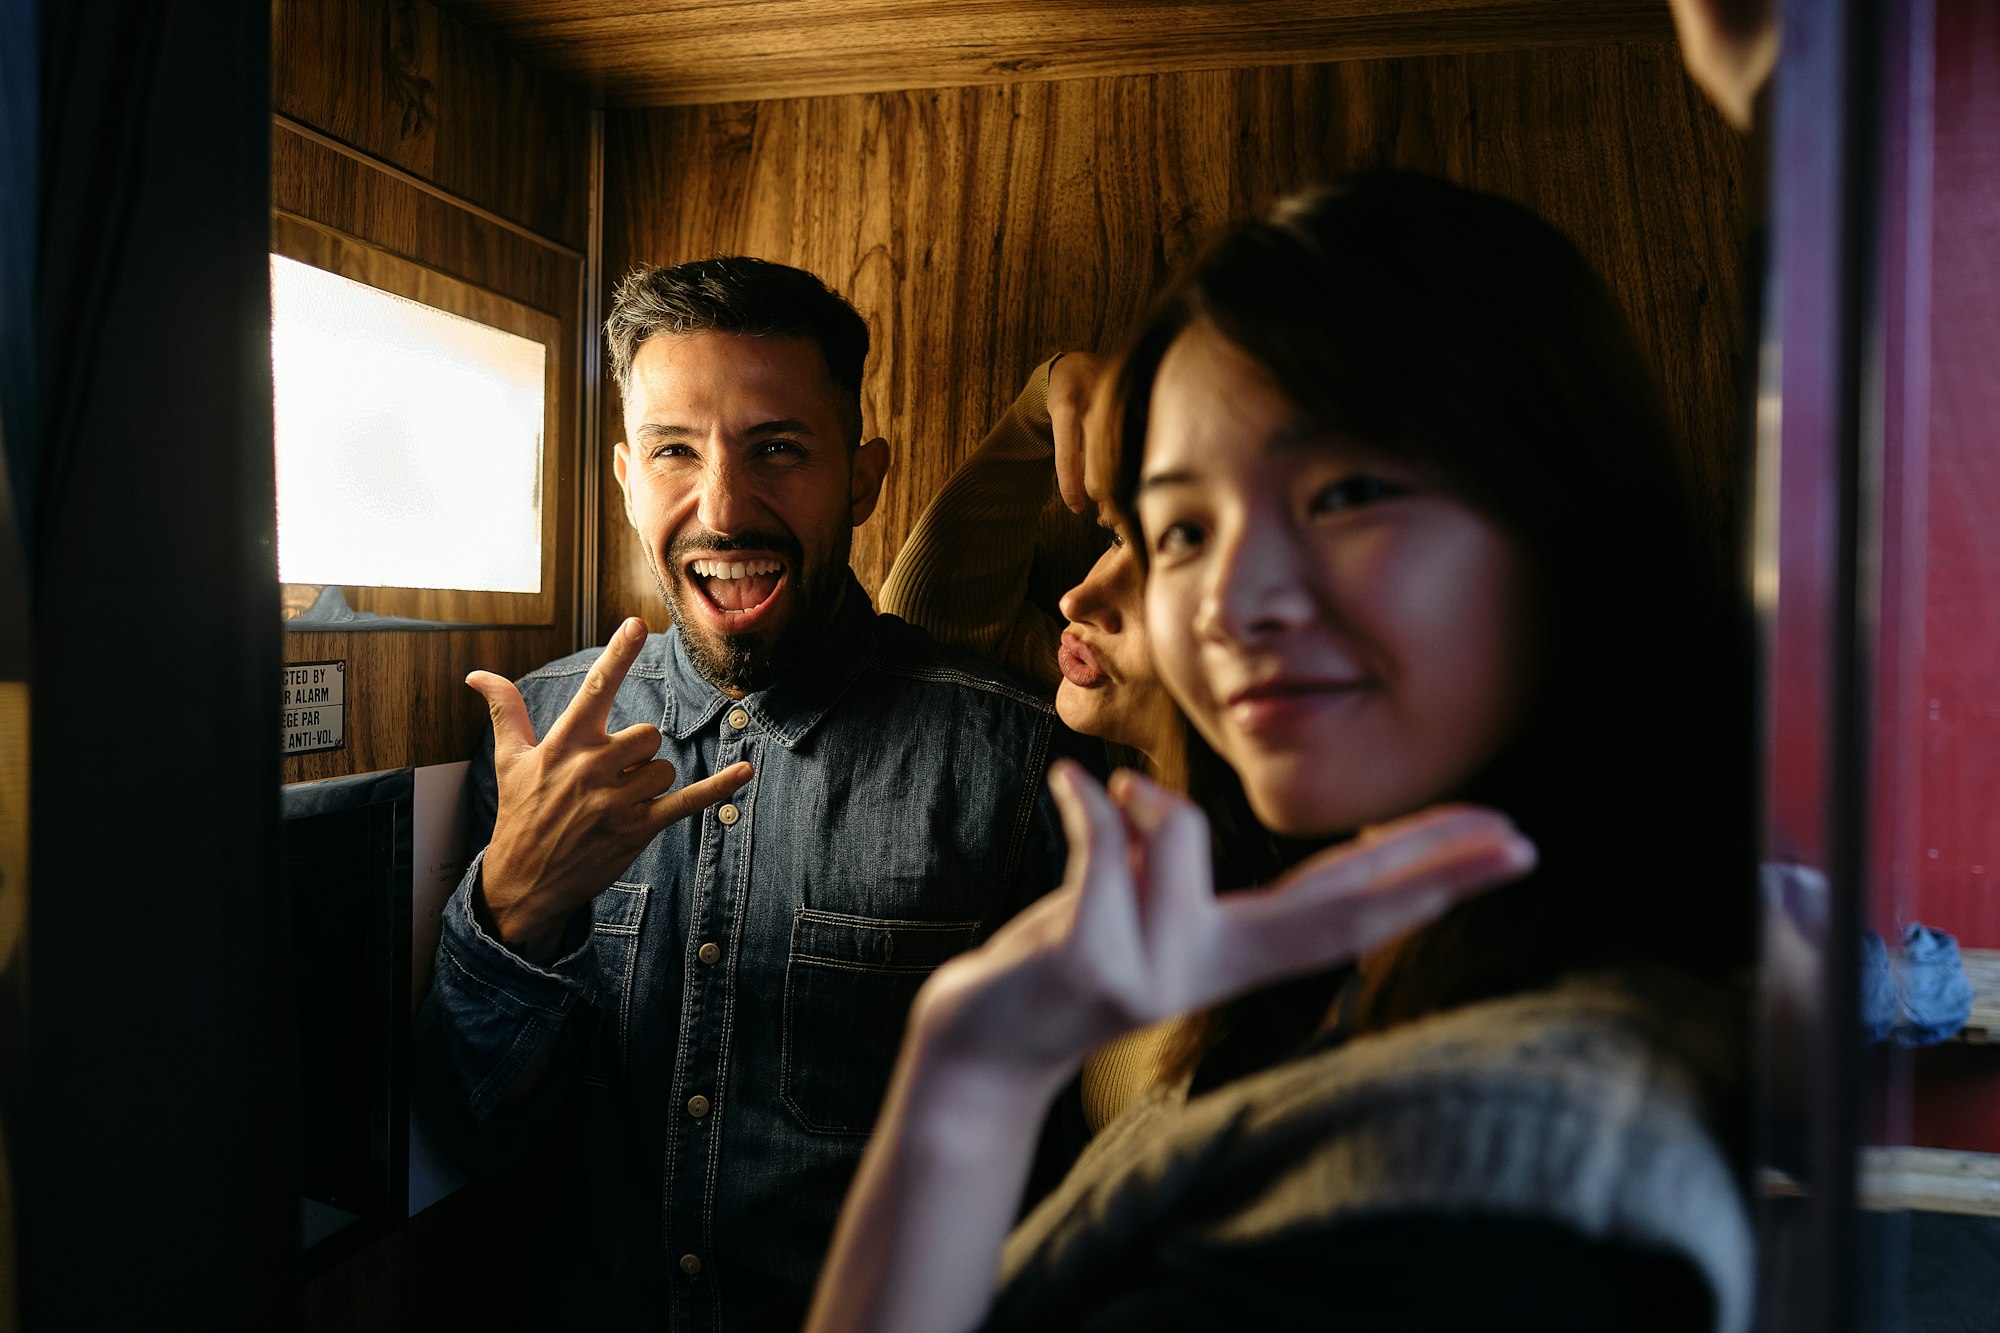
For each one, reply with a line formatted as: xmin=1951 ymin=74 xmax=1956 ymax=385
xmin=983 ymin=971 xmax=1753 ymax=1333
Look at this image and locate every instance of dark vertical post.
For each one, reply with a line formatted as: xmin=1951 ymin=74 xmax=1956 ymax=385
xmin=1757 ymin=1 xmax=1891 ymax=1330
xmin=19 ymin=2 xmax=293 ymax=1329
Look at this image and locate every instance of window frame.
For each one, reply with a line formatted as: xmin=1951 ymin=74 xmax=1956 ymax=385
xmin=270 ymin=213 xmax=566 ymax=628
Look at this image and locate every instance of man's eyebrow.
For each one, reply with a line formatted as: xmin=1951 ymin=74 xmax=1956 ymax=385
xmin=635 ymin=418 xmax=818 ymax=440
xmin=743 ymin=418 xmax=815 ymax=437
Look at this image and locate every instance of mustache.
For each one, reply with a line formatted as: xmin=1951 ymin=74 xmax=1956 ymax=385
xmin=666 ymin=528 xmax=803 ymax=567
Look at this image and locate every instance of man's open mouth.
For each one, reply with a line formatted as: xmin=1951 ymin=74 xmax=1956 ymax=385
xmin=687 ymin=556 xmax=788 ymax=616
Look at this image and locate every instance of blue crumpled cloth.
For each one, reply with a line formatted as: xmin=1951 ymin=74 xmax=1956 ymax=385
xmin=1893 ymin=923 xmax=1976 ymax=1046
xmin=1862 ymin=924 xmax=1977 ymax=1045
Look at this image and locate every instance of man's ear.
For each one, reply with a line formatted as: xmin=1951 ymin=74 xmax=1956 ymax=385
xmin=612 ymin=442 xmax=638 ymax=529
xmin=849 ymin=435 xmax=890 ymax=526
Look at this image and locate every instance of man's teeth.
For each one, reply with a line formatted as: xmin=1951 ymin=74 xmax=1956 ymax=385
xmin=690 ymin=558 xmax=784 ymax=580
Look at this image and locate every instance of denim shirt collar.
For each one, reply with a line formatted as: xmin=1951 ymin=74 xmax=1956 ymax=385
xmin=661 ymin=572 xmax=877 ymax=749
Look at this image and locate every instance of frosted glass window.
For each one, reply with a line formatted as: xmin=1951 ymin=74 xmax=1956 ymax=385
xmin=270 ymin=254 xmax=545 ymax=594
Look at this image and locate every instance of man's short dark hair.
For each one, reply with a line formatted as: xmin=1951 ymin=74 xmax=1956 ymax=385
xmin=605 ymin=256 xmax=870 ymax=442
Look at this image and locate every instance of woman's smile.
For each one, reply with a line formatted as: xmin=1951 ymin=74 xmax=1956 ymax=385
xmin=1137 ymin=320 xmax=1538 ymax=838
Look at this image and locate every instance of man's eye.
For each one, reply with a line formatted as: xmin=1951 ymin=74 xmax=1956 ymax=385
xmin=1310 ymin=475 xmax=1406 ymax=514
xmin=759 ymin=440 xmax=804 ymax=457
xmin=651 ymin=443 xmax=694 ymax=460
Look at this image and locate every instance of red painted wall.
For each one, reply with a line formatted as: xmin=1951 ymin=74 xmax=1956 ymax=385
xmin=1874 ymin=0 xmax=2000 ymax=1153
xmin=1908 ymin=2 xmax=2000 ymax=948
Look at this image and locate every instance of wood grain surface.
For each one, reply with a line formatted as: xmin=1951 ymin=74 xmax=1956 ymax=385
xmin=597 ymin=43 xmax=1750 ymax=631
xmin=435 ymin=0 xmax=1673 ymax=107
xmin=271 ymin=0 xmax=593 ymax=791
xmin=274 ymin=0 xmax=591 ymax=247
xmin=272 ymin=125 xmax=582 ymax=314
xmin=269 ymin=142 xmax=588 ymax=792
xmin=280 ymin=628 xmax=569 ymax=782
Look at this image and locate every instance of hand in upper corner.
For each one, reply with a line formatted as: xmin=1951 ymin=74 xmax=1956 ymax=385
xmin=1050 ymin=350 xmax=1111 ymax=515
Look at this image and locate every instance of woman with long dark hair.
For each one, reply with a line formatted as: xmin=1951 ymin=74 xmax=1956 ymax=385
xmin=806 ymin=175 xmax=1756 ymax=1333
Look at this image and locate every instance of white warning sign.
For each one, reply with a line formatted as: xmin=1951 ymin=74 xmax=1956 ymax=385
xmin=282 ymin=660 xmax=346 ymax=755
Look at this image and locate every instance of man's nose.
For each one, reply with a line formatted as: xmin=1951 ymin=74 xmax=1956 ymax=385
xmin=1194 ymin=521 xmax=1315 ymax=645
xmin=694 ymin=457 xmax=757 ymax=536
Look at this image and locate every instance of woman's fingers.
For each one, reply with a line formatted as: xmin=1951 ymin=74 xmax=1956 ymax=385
xmin=1109 ymin=771 xmax=1213 ymax=921
xmin=1220 ymin=806 xmax=1535 ymax=984
xmin=1048 ymin=762 xmax=1146 ymax=992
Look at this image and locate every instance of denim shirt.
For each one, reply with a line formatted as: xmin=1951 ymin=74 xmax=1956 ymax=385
xmin=414 ymin=577 xmax=1076 ymax=1332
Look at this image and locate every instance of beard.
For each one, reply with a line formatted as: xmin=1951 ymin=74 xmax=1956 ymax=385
xmin=651 ymin=525 xmax=846 ymax=694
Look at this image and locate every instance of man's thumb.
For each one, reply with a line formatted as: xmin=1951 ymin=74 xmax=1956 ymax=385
xmin=466 ymin=671 xmax=536 ymax=752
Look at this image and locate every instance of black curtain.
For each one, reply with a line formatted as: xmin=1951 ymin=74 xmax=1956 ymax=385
xmin=14 ymin=1 xmax=295 ymax=1328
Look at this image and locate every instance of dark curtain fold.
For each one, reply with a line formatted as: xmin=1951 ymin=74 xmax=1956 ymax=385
xmin=19 ymin=1 xmax=295 ymax=1329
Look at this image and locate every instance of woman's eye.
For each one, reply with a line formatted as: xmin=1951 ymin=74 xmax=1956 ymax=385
xmin=1310 ymin=475 xmax=1407 ymax=514
xmin=1099 ymin=525 xmax=1126 ymax=550
xmin=1153 ymin=521 xmax=1205 ymax=557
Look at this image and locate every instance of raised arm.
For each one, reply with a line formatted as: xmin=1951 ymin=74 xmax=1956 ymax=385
xmin=878 ymin=356 xmax=1106 ymax=693
xmin=803 ymin=767 xmax=1536 ymax=1333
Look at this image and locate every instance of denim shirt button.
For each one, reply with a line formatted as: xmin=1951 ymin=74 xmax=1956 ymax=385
xmin=687 ymin=1094 xmax=711 ymax=1118
xmin=697 ymin=941 xmax=721 ymax=965
xmin=717 ymin=803 xmax=741 ymax=827
xmin=679 ymin=1253 xmax=702 ymax=1277
xmin=726 ymin=707 xmax=750 ymax=729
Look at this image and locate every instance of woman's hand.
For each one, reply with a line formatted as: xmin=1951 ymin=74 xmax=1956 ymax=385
xmin=911 ymin=761 xmax=1537 ymax=1089
xmin=805 ymin=763 xmax=1532 ymax=1333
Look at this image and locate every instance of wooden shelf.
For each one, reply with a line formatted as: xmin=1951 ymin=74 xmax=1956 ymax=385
xmin=1953 ymin=949 xmax=2000 ymax=1045
xmin=1860 ymin=1147 xmax=2000 ymax=1218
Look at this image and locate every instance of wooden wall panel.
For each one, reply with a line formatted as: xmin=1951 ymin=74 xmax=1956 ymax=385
xmin=280 ymin=628 xmax=566 ymax=782
xmin=272 ymin=126 xmax=579 ymax=314
xmin=273 ymin=0 xmax=591 ymax=248
xmin=436 ymin=0 xmax=1671 ymax=108
xmin=270 ymin=126 xmax=588 ymax=788
xmin=271 ymin=0 xmax=592 ymax=797
xmin=598 ymin=42 xmax=1748 ymax=631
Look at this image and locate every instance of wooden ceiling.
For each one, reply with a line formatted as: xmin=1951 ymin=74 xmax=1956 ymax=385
xmin=432 ymin=0 xmax=1675 ymax=107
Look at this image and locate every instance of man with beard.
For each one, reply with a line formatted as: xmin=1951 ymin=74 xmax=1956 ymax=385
xmin=415 ymin=258 xmax=1076 ymax=1332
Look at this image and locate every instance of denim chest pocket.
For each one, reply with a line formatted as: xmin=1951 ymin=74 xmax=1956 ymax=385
xmin=581 ymin=881 xmax=648 ymax=1087
xmin=781 ymin=909 xmax=980 ymax=1134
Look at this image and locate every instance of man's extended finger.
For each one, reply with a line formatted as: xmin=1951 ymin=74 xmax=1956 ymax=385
xmin=607 ymin=721 xmax=666 ymax=772
xmin=615 ymin=756 xmax=680 ymax=804
xmin=643 ymin=761 xmax=755 ymax=830
xmin=466 ymin=671 xmax=537 ymax=754
xmin=552 ymin=617 xmax=649 ymax=743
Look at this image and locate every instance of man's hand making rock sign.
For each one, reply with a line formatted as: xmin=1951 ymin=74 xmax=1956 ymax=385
xmin=466 ymin=617 xmax=755 ymax=963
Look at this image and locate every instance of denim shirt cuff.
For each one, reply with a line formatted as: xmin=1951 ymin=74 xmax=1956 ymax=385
xmin=439 ymin=848 xmax=598 ymax=1008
